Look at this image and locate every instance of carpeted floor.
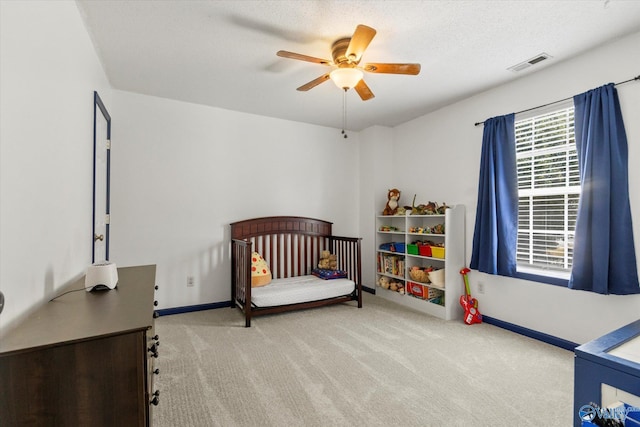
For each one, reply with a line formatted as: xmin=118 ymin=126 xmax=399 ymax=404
xmin=153 ymin=293 xmax=574 ymax=426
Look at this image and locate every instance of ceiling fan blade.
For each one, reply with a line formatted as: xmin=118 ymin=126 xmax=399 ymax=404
xmin=277 ymin=50 xmax=332 ymax=65
xmin=345 ymin=25 xmax=376 ymax=63
xmin=296 ymin=73 xmax=331 ymax=91
xmin=363 ymin=63 xmax=421 ymax=75
xmin=354 ymin=79 xmax=375 ymax=101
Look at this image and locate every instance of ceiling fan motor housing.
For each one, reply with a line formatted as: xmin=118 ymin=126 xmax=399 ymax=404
xmin=332 ymin=38 xmax=357 ymax=66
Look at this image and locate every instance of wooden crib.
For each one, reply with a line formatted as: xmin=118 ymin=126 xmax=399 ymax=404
xmin=230 ymin=216 xmax=362 ymax=327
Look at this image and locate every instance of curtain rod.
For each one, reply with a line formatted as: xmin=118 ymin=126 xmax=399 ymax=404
xmin=473 ymin=74 xmax=640 ymax=127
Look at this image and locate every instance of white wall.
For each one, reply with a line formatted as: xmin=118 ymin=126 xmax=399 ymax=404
xmin=109 ymin=91 xmax=360 ymax=309
xmin=0 ymin=1 xmax=111 ymax=333
xmin=358 ymin=126 xmax=394 ymax=288
xmin=382 ymin=31 xmax=640 ymax=344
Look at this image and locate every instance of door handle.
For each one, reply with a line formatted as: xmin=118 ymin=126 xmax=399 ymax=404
xmin=94 ymin=234 xmax=104 ymax=242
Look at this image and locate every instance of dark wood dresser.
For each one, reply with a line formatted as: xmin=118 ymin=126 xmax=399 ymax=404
xmin=0 ymin=265 xmax=159 ymax=426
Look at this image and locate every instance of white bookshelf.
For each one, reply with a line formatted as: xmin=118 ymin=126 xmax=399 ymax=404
xmin=375 ymin=205 xmax=465 ymax=321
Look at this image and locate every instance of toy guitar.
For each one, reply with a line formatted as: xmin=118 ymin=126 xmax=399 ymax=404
xmin=459 ymin=267 xmax=482 ymax=325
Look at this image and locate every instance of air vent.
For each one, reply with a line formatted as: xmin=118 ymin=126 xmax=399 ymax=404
xmin=508 ymin=53 xmax=552 ymax=72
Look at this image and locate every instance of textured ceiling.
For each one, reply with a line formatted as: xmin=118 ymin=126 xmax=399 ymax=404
xmin=76 ymin=0 xmax=640 ymax=131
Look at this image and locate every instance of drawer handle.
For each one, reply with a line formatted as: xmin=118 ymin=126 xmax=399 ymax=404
xmin=150 ymin=390 xmax=160 ymax=406
xmin=148 ymin=344 xmax=159 ymax=358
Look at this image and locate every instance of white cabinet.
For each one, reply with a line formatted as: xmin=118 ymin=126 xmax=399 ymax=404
xmin=375 ymin=204 xmax=465 ymax=321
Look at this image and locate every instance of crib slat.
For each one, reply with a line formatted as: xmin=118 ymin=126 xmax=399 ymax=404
xmin=273 ymin=234 xmax=279 ymax=278
xmin=297 ymin=234 xmax=302 ymax=277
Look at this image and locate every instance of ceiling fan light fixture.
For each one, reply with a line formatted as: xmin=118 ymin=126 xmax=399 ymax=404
xmin=330 ymin=68 xmax=363 ymax=89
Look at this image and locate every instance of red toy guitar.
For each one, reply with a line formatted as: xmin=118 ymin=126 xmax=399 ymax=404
xmin=459 ymin=267 xmax=482 ymax=325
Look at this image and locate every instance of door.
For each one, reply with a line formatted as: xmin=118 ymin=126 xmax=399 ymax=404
xmin=93 ymin=91 xmax=111 ymax=263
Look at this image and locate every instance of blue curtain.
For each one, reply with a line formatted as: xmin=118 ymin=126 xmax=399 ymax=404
xmin=569 ymin=84 xmax=639 ymax=294
xmin=470 ymin=114 xmax=518 ymax=276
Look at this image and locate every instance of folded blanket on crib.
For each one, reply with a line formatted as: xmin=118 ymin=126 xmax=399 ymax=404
xmin=312 ymin=268 xmax=348 ymax=280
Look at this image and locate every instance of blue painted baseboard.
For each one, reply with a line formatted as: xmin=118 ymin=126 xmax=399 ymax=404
xmin=482 ymin=315 xmax=579 ymax=351
xmin=155 ymin=301 xmax=231 ymax=316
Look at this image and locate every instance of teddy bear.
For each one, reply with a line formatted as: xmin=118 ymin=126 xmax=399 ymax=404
xmin=378 ymin=276 xmax=391 ymax=289
xmin=318 ymin=250 xmax=338 ymax=270
xmin=389 ymin=280 xmax=405 ymax=293
xmin=383 ymin=188 xmax=401 ymax=216
xmin=378 ymin=276 xmax=405 ymax=293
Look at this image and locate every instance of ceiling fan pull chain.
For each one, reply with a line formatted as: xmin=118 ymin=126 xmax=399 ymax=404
xmin=342 ymin=88 xmax=348 ymax=139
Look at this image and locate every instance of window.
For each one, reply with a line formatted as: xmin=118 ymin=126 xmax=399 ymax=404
xmin=515 ymin=105 xmax=579 ymax=279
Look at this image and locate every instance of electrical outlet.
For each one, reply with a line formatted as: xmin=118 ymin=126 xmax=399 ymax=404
xmin=477 ymin=282 xmax=485 ymax=294
xmin=187 ymin=276 xmax=195 ymax=287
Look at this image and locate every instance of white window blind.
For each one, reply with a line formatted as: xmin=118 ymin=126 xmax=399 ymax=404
xmin=515 ymin=106 xmax=579 ymax=275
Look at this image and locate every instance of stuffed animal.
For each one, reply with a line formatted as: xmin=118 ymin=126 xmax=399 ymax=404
xmin=389 ymin=280 xmax=405 ymax=293
xmin=318 ymin=250 xmax=338 ymax=270
xmin=328 ymin=254 xmax=337 ymax=269
xmin=437 ymin=202 xmax=450 ymax=214
xmin=383 ymin=188 xmax=401 ymax=216
xmin=318 ymin=251 xmax=330 ymax=269
xmin=425 ymin=201 xmax=438 ymax=214
xmin=379 ymin=276 xmax=405 ymax=293
xmin=378 ymin=276 xmax=391 ymax=289
xmin=408 ymin=194 xmax=427 ymax=215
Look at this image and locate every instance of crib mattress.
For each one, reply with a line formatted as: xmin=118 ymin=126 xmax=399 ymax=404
xmin=251 ymin=275 xmax=355 ymax=308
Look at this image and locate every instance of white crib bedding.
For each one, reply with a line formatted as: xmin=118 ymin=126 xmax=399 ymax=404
xmin=251 ymin=275 xmax=355 ymax=308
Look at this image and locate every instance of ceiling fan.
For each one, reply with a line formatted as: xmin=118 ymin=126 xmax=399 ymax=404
xmin=277 ymin=24 xmax=421 ymax=101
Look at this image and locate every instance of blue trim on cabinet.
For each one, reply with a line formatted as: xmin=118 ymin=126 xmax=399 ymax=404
xmin=482 ymin=315 xmax=579 ymax=351
xmin=575 ymin=319 xmax=640 ymax=378
xmin=573 ymin=319 xmax=640 ymax=427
